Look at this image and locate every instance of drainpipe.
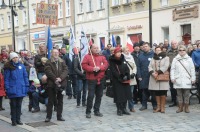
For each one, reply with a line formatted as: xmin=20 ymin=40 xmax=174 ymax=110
xmin=108 ymin=0 xmax=110 ymax=44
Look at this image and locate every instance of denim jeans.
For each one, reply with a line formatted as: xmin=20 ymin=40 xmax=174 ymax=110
xmin=32 ymin=92 xmax=40 ymax=109
xmin=142 ymin=89 xmax=157 ymax=108
xmin=169 ymin=80 xmax=177 ymax=102
xmin=76 ymin=79 xmax=88 ymax=105
xmin=66 ymin=75 xmax=77 ymax=96
xmin=10 ymin=97 xmax=23 ymax=122
xmin=86 ymin=79 xmax=104 ymax=114
xmin=128 ymin=85 xmax=135 ymax=109
xmin=30 ymin=92 xmax=48 ymax=109
xmin=38 ymin=73 xmax=45 ymax=80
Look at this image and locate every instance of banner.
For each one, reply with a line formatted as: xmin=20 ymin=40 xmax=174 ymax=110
xmin=69 ymin=26 xmax=75 ymax=61
xmin=80 ymin=28 xmax=89 ymax=62
xmin=36 ymin=3 xmax=58 ymax=25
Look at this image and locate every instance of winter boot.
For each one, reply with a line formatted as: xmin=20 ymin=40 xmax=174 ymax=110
xmin=176 ymin=103 xmax=183 ymax=113
xmin=185 ymin=103 xmax=190 ymax=113
xmin=116 ymin=103 xmax=123 ymax=116
xmin=160 ymin=96 xmax=166 ymax=113
xmin=153 ymin=96 xmax=161 ymax=113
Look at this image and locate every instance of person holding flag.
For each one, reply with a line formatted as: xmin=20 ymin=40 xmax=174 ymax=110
xmin=81 ymin=44 xmax=109 ymax=118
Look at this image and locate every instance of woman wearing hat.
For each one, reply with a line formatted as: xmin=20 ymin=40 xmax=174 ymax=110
xmin=109 ymin=47 xmax=132 ymax=116
xmin=4 ymin=52 xmax=29 ymax=126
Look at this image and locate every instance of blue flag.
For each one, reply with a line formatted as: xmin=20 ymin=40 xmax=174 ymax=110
xmin=100 ymin=39 xmax=104 ymax=51
xmin=112 ymin=34 xmax=116 ymax=47
xmin=69 ymin=25 xmax=75 ymax=61
xmin=47 ymin=27 xmax=53 ymax=59
xmin=80 ymin=28 xmax=88 ymax=62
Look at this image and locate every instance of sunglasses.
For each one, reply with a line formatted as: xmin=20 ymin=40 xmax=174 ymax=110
xmin=179 ymin=50 xmax=185 ymax=51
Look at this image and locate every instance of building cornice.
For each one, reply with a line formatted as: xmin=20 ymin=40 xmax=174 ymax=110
xmin=75 ymin=17 xmax=108 ymax=25
xmin=152 ymin=1 xmax=200 ymax=12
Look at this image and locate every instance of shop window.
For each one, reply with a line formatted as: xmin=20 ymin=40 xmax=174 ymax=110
xmin=162 ymin=27 xmax=169 ymax=42
xmin=128 ymin=33 xmax=142 ymax=44
xmin=116 ymin=36 xmax=121 ymax=45
xmin=181 ymin=24 xmax=191 ymax=45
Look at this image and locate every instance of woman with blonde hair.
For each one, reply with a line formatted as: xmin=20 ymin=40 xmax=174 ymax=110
xmin=171 ymin=45 xmax=196 ymax=113
xmin=122 ymin=47 xmax=137 ymax=112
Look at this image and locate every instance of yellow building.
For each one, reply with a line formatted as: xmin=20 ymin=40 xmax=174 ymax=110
xmin=0 ymin=0 xmax=74 ymax=52
xmin=109 ymin=0 xmax=149 ymax=46
xmin=152 ymin=0 xmax=200 ymax=44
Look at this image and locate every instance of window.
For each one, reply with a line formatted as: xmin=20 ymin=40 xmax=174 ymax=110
xmin=58 ymin=2 xmax=63 ymax=18
xmin=23 ymin=10 xmax=27 ymax=25
xmin=79 ymin=0 xmax=83 ymax=13
xmin=123 ymin=0 xmax=131 ymax=3
xmin=161 ymin=0 xmax=168 ymax=6
xmin=33 ymin=9 xmax=36 ymax=23
xmin=0 ymin=15 xmax=4 ymax=30
xmin=99 ymin=0 xmax=103 ymax=9
xmin=15 ymin=16 xmax=19 ymax=27
xmin=88 ymin=0 xmax=92 ymax=12
xmin=66 ymin=0 xmax=70 ymax=16
xmin=7 ymin=13 xmax=11 ymax=29
xmin=181 ymin=0 xmax=189 ymax=2
xmin=112 ymin=0 xmax=120 ymax=6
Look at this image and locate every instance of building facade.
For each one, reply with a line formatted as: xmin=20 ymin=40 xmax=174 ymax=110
xmin=74 ymin=0 xmax=109 ymax=48
xmin=152 ymin=0 xmax=200 ymax=45
xmin=0 ymin=0 xmax=74 ymax=52
xmin=109 ymin=0 xmax=149 ymax=47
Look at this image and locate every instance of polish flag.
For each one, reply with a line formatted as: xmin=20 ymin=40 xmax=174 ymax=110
xmin=126 ymin=37 xmax=134 ymax=52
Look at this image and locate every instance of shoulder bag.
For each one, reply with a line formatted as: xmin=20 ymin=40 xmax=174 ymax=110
xmin=155 ymin=60 xmax=170 ymax=81
xmin=116 ymin=64 xmax=130 ymax=84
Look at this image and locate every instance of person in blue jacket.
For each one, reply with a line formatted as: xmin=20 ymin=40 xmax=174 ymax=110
xmin=191 ymin=43 xmax=200 ymax=89
xmin=4 ymin=52 xmax=29 ymax=126
xmin=137 ymin=42 xmax=157 ymax=111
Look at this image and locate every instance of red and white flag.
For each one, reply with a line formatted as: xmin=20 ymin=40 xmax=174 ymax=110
xmin=126 ymin=37 xmax=134 ymax=52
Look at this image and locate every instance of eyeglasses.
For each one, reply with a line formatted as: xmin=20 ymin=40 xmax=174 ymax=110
xmin=179 ymin=50 xmax=185 ymax=51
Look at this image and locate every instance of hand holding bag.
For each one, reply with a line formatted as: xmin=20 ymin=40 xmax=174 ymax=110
xmin=154 ymin=60 xmax=170 ymax=81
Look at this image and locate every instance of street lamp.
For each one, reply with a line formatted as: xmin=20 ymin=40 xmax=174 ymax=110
xmin=0 ymin=0 xmax=25 ymax=51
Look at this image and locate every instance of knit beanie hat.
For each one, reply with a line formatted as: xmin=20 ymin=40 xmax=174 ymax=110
xmin=33 ymin=78 xmax=40 ymax=86
xmin=114 ymin=47 xmax=122 ymax=54
xmin=9 ymin=52 xmax=18 ymax=60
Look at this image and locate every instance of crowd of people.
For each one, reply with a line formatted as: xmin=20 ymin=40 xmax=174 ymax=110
xmin=0 ymin=39 xmax=199 ymax=126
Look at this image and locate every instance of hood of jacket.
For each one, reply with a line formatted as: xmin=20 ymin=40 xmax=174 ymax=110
xmin=153 ymin=52 xmax=167 ymax=60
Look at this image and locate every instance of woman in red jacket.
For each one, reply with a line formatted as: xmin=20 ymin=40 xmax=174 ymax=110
xmin=0 ymin=72 xmax=6 ymax=111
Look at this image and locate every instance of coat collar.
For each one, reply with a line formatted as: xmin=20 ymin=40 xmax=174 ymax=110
xmin=175 ymin=54 xmax=189 ymax=60
xmin=50 ymin=57 xmax=63 ymax=63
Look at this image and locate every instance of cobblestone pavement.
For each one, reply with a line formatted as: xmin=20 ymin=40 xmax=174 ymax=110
xmin=0 ymin=91 xmax=200 ymax=132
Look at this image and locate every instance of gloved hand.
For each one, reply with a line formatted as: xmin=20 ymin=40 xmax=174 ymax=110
xmin=61 ymin=91 xmax=66 ymax=95
xmin=130 ymin=73 xmax=135 ymax=79
xmin=123 ymin=76 xmax=128 ymax=81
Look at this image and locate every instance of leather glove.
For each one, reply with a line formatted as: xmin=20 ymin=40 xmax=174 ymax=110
xmin=130 ymin=73 xmax=135 ymax=79
xmin=123 ymin=76 xmax=128 ymax=81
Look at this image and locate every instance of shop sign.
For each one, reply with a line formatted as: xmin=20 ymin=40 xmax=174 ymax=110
xmin=127 ymin=25 xmax=143 ymax=30
xmin=173 ymin=6 xmax=198 ymax=21
xmin=36 ymin=3 xmax=58 ymax=25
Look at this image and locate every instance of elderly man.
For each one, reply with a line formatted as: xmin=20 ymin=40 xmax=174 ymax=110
xmin=44 ymin=49 xmax=68 ymax=122
xmin=167 ymin=40 xmax=179 ymax=107
xmin=81 ymin=44 xmax=108 ymax=118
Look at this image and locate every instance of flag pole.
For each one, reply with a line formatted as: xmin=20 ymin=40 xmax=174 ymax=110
xmin=82 ymin=26 xmax=96 ymax=67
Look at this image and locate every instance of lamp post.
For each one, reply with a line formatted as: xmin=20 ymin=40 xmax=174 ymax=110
xmin=0 ymin=0 xmax=25 ymax=51
xmin=149 ymin=0 xmax=152 ymax=48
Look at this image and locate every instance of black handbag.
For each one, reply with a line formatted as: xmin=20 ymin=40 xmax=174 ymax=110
xmin=106 ymin=84 xmax=114 ymax=98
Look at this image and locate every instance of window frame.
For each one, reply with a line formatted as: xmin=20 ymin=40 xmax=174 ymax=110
xmin=66 ymin=0 xmax=70 ymax=17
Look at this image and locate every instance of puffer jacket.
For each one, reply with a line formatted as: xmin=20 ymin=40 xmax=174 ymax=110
xmin=4 ymin=61 xmax=29 ymax=98
xmin=81 ymin=53 xmax=108 ymax=83
xmin=170 ymin=54 xmax=196 ymax=89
